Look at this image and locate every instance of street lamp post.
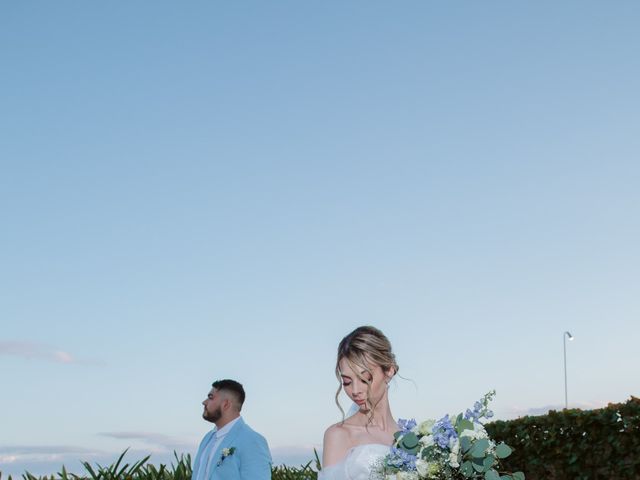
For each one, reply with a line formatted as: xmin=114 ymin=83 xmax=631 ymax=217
xmin=563 ymin=331 xmax=574 ymax=409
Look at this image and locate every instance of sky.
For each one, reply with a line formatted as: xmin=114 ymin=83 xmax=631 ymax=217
xmin=1 ymin=0 xmax=639 ymax=476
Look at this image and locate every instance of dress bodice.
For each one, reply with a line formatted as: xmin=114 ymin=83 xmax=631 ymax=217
xmin=318 ymin=444 xmax=389 ymax=480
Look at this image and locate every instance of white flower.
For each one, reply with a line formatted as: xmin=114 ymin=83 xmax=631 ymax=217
xmin=419 ymin=434 xmax=435 ymax=447
xmin=415 ymin=459 xmax=440 ymax=478
xmin=474 ymin=422 xmax=489 ymax=437
xmin=216 ymin=446 xmax=236 ymax=466
xmin=487 ymin=439 xmax=496 ymax=454
xmin=417 ymin=420 xmax=435 ymax=436
xmin=460 ymin=428 xmax=477 ymax=439
xmin=396 ymin=472 xmax=420 ymax=480
xmin=415 ymin=459 xmax=429 ymax=477
xmin=461 ymin=423 xmax=488 ymax=440
xmin=449 ymin=437 xmax=460 ymax=454
xmin=448 ymin=452 xmax=460 ymax=468
xmin=460 ymin=422 xmax=488 ymax=440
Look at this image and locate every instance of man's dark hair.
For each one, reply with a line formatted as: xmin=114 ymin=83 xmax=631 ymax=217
xmin=212 ymin=379 xmax=246 ymax=408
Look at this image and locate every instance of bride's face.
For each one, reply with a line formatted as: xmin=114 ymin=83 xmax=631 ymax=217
xmin=339 ymin=357 xmax=390 ymax=412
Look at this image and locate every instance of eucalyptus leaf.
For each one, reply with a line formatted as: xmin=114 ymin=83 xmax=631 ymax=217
xmin=483 ymin=455 xmax=495 ymax=470
xmin=512 ymin=472 xmax=525 ymax=480
xmin=457 ymin=418 xmax=475 ymax=434
xmin=460 ymin=436 xmax=472 ymax=453
xmin=495 ymin=443 xmax=513 ymax=459
xmin=400 ymin=432 xmax=419 ymax=449
xmin=470 ymin=438 xmax=490 ymax=458
xmin=485 ymin=469 xmax=500 ymax=480
xmin=460 ymin=461 xmax=474 ymax=478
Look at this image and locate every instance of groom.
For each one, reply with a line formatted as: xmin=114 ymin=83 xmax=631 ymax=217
xmin=193 ymin=379 xmax=272 ymax=480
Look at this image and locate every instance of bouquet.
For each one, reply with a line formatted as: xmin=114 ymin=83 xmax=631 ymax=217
xmin=375 ymin=391 xmax=524 ymax=480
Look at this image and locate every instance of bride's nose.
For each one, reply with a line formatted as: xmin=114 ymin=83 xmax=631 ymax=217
xmin=351 ymin=381 xmax=363 ymax=395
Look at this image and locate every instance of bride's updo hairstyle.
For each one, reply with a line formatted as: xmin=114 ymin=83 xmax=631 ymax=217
xmin=335 ymin=326 xmax=399 ymax=422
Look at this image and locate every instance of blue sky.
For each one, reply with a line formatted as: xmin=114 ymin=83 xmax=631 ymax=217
xmin=1 ymin=0 xmax=639 ymax=476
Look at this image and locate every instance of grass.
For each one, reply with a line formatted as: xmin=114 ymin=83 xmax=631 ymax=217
xmin=0 ymin=449 xmax=321 ymax=480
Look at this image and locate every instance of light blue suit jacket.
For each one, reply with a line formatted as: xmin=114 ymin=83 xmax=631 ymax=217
xmin=192 ymin=417 xmax=272 ymax=480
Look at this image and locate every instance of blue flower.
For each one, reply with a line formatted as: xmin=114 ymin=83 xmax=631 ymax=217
xmin=397 ymin=418 xmax=417 ymax=433
xmin=432 ymin=414 xmax=458 ymax=449
xmin=464 ymin=408 xmax=479 ymax=422
xmin=464 ymin=397 xmax=491 ymax=423
xmin=388 ymin=446 xmax=417 ymax=471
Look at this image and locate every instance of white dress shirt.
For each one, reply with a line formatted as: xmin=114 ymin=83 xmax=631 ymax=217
xmin=201 ymin=416 xmax=242 ymax=480
xmin=210 ymin=416 xmax=241 ymax=457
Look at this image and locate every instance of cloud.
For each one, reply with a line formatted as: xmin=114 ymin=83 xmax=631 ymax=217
xmin=0 ymin=445 xmax=193 ymax=478
xmin=503 ymin=400 xmax=608 ymax=417
xmin=271 ymin=445 xmax=321 ymax=467
xmin=0 ymin=341 xmax=101 ymax=365
xmin=0 ymin=445 xmax=105 ymax=473
xmin=98 ymin=432 xmax=192 ymax=452
xmin=0 ymin=445 xmax=97 ymax=456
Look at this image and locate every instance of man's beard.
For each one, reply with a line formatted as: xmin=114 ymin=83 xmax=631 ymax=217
xmin=203 ymin=406 xmax=222 ymax=423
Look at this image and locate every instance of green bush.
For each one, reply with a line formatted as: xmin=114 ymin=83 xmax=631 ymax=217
xmin=486 ymin=396 xmax=640 ymax=480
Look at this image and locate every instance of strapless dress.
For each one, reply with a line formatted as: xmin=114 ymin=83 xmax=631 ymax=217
xmin=318 ymin=443 xmax=389 ymax=480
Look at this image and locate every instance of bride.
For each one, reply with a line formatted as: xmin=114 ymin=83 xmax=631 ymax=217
xmin=319 ymin=326 xmax=399 ymax=480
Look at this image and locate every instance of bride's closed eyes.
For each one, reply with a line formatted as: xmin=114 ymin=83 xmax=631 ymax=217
xmin=341 ymin=372 xmax=373 ymax=387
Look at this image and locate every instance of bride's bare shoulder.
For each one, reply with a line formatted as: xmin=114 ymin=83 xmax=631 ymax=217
xmin=322 ymin=423 xmax=353 ymax=467
xmin=323 ymin=422 xmax=352 ymax=447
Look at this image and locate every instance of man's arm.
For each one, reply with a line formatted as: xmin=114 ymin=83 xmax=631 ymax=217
xmin=238 ymin=432 xmax=272 ymax=480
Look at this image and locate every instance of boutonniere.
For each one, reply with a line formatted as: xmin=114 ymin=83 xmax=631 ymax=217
xmin=217 ymin=447 xmax=236 ymax=466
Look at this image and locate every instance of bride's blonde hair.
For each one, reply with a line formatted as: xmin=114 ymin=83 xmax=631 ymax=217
xmin=334 ymin=326 xmax=399 ymax=423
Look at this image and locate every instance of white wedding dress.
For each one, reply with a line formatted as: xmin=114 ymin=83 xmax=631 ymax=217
xmin=318 ymin=444 xmax=389 ymax=480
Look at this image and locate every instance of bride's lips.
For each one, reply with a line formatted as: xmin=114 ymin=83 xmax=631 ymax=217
xmin=355 ymin=399 xmax=366 ymax=406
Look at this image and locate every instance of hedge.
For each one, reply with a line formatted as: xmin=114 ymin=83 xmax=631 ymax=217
xmin=486 ymin=396 xmax=640 ymax=479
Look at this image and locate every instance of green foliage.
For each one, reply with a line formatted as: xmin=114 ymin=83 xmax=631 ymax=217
xmin=1 ymin=451 xmax=193 ymax=480
xmin=456 ymin=418 xmax=475 ymax=435
xmin=7 ymin=396 xmax=639 ymax=480
xmin=460 ymin=460 xmax=473 ymax=477
xmin=0 ymin=449 xmax=320 ymax=480
xmin=271 ymin=448 xmax=321 ymax=480
xmin=470 ymin=438 xmax=490 ymax=458
xmin=494 ymin=443 xmax=512 ymax=459
xmin=397 ymin=431 xmax=420 ymax=455
xmin=484 ymin=470 xmax=499 ymax=480
xmin=271 ymin=461 xmax=317 ymax=480
xmin=486 ymin=395 xmax=640 ymax=479
xmin=460 ymin=435 xmax=472 ymax=453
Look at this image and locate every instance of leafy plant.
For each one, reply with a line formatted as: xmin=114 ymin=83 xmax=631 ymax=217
xmin=486 ymin=396 xmax=640 ymax=479
xmin=2 ymin=449 xmax=319 ymax=480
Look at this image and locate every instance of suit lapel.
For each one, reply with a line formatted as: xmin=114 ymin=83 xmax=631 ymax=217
xmin=211 ymin=417 xmax=244 ymax=476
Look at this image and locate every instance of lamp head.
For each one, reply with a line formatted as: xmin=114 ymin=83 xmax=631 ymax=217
xmin=565 ymin=331 xmax=574 ymax=341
